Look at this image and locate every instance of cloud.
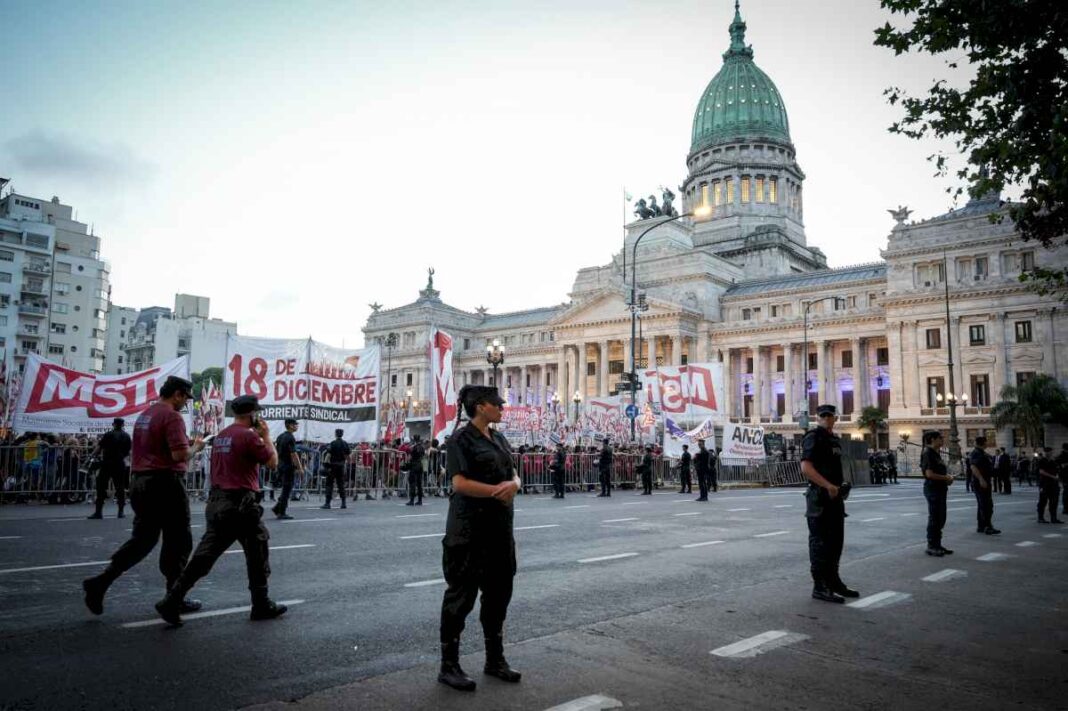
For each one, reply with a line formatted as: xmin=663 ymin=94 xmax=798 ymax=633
xmin=3 ymin=131 xmax=155 ymax=188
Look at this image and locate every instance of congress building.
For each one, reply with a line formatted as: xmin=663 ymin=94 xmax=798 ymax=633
xmin=363 ymin=5 xmax=1067 ymax=458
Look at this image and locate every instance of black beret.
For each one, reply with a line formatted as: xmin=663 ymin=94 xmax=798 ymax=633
xmin=459 ymin=385 xmax=505 ymax=408
xmin=231 ymin=395 xmax=261 ymax=415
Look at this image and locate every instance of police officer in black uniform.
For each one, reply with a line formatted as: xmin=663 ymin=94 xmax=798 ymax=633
xmin=550 ymin=442 xmax=566 ymax=498
xmin=272 ymin=418 xmax=303 ymax=520
xmin=407 ymin=435 xmax=426 ymax=506
xmin=801 ymin=404 xmax=858 ymax=603
xmin=1057 ymin=443 xmax=1068 ymax=516
xmin=597 ymin=439 xmax=613 ymax=497
xmin=921 ymin=431 xmax=954 ymax=556
xmin=321 ymin=429 xmax=351 ymax=510
xmin=678 ymin=444 xmax=692 ymax=494
xmin=694 ymin=439 xmax=711 ymax=501
xmin=1036 ymin=447 xmax=1063 ymax=524
xmin=639 ymin=444 xmax=654 ymax=495
xmin=438 ymin=385 xmax=522 ymax=692
xmin=969 ymin=436 xmax=1000 ymax=534
xmin=88 ymin=418 xmax=132 ymax=519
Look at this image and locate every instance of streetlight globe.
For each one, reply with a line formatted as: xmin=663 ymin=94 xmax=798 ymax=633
xmin=961 ymin=393 xmax=969 ymax=402
xmin=492 ymin=338 xmax=500 ymax=347
xmin=936 ymin=393 xmax=944 ymax=403
xmin=573 ymin=390 xmax=582 ymax=402
xmin=692 ymin=205 xmax=712 ymax=218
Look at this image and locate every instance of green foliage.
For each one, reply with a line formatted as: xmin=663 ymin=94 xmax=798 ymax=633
xmin=191 ymin=367 xmax=223 ymax=398
xmin=990 ymin=374 xmax=1068 ymax=447
xmin=856 ymin=406 xmax=888 ymax=436
xmin=875 ymin=1 xmax=1068 ymax=293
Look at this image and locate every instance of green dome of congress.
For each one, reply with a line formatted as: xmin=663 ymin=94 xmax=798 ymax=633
xmin=691 ymin=2 xmax=791 ymax=153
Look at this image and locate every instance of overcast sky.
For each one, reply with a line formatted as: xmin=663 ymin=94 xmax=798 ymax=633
xmin=1 ymin=0 xmax=976 ymax=349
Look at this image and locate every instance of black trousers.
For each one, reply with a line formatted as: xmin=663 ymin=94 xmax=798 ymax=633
xmin=1062 ymin=479 xmax=1068 ymax=513
xmin=173 ymin=489 xmax=270 ymax=596
xmin=1038 ymin=482 xmax=1060 ymax=520
xmin=1001 ymin=471 xmax=1013 ymax=495
xmin=95 ymin=464 xmax=129 ymax=512
xmin=807 ymin=511 xmax=845 ymax=586
xmin=105 ymin=471 xmax=192 ymax=588
xmin=599 ymin=469 xmax=611 ymax=496
xmin=552 ymin=469 xmax=565 ymax=497
xmin=974 ymin=485 xmax=994 ymax=530
xmin=924 ymin=483 xmax=947 ymax=548
xmin=679 ymin=468 xmax=692 ymax=493
xmin=274 ymin=469 xmax=295 ymax=514
xmin=696 ymin=469 xmax=709 ymax=498
xmin=324 ymin=465 xmax=346 ymax=504
xmin=641 ymin=470 xmax=652 ymax=494
xmin=440 ymin=541 xmax=516 ymax=643
xmin=408 ymin=468 xmax=424 ymax=503
xmin=708 ymin=468 xmax=719 ymax=493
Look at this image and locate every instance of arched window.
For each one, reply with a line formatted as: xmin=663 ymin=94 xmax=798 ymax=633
xmin=713 ymin=180 xmax=723 ymax=205
xmin=741 ymin=176 xmax=751 ymax=203
xmin=725 ymin=177 xmax=735 ymax=204
xmin=769 ymin=177 xmax=778 ymax=203
xmin=700 ymin=183 xmax=709 ymax=208
xmin=755 ymin=176 xmax=765 ymax=203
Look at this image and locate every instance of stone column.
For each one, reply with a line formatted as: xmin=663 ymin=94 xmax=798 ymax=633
xmin=578 ymin=343 xmax=589 ymax=398
xmin=750 ymin=346 xmax=762 ymax=422
xmin=1040 ymin=308 xmax=1057 ymax=378
xmin=721 ymin=348 xmax=732 ymax=417
xmin=817 ymin=340 xmax=831 ymax=406
xmin=519 ymin=364 xmax=528 ymax=404
xmin=556 ymin=347 xmax=567 ymax=400
xmin=783 ymin=343 xmax=795 ymax=421
xmin=623 ymin=338 xmax=633 ymax=377
xmin=698 ymin=332 xmax=710 ymax=362
xmin=671 ymin=335 xmax=683 ymax=366
xmin=647 ymin=336 xmax=657 ymax=369
xmin=599 ymin=341 xmax=610 ymax=396
xmin=850 ymin=337 xmax=864 ymax=411
xmin=989 ymin=313 xmax=1007 ymax=401
xmin=911 ymin=322 xmax=924 ymax=408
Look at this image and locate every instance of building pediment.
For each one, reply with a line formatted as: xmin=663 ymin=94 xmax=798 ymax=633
xmin=549 ymin=289 xmax=695 ymax=329
xmin=917 ymin=352 xmax=947 ymax=367
xmin=1010 ymin=346 xmax=1045 ymax=364
xmin=960 ymin=351 xmax=995 ymax=366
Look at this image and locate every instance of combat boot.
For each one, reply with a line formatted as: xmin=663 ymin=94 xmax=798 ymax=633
xmin=82 ymin=572 xmax=113 ymax=615
xmin=154 ymin=590 xmax=184 ymax=626
xmin=249 ymin=589 xmax=288 ymax=620
xmin=811 ymin=582 xmax=845 ymax=604
xmin=828 ymin=577 xmax=860 ymax=598
xmin=483 ymin=634 xmax=521 ymax=682
xmin=438 ymin=639 xmax=476 ymax=691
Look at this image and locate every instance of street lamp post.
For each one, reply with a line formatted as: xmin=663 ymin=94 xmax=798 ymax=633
xmin=379 ymin=332 xmax=399 ymax=437
xmin=572 ymin=390 xmax=582 ymax=425
xmin=942 ymin=250 xmax=963 ymax=472
xmin=799 ymin=296 xmax=844 ymax=431
xmin=486 ymin=338 xmax=505 ymax=388
xmin=937 ymin=389 xmax=969 ymax=473
xmin=628 ymin=209 xmax=709 ymax=441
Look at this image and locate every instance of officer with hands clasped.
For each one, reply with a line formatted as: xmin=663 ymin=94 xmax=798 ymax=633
xmin=155 ymin=395 xmax=288 ymax=625
xmin=321 ymin=428 xmax=351 ymax=510
xmin=88 ymin=417 xmax=132 ymax=519
xmin=800 ymin=404 xmax=857 ymax=604
xmin=438 ymin=385 xmax=522 ymax=692
xmin=921 ymin=431 xmax=955 ymax=556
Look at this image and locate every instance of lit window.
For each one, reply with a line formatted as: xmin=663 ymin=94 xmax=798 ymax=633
xmin=700 ymin=183 xmax=709 ymax=207
xmin=769 ymin=178 xmax=777 ymax=203
xmin=725 ymin=179 xmax=735 ymax=204
xmin=741 ymin=177 xmax=750 ymax=203
xmin=755 ymin=177 xmax=765 ymax=203
xmin=713 ymin=181 xmax=722 ymax=205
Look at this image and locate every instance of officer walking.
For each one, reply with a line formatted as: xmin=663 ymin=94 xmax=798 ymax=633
xmin=550 ymin=442 xmax=566 ymax=498
xmin=800 ymin=404 xmax=858 ymax=604
xmin=272 ymin=418 xmax=303 ymax=520
xmin=82 ymin=376 xmax=204 ymax=616
xmin=597 ymin=439 xmax=613 ymax=497
xmin=1056 ymin=443 xmax=1068 ymax=516
xmin=639 ymin=444 xmax=654 ymax=495
xmin=694 ymin=439 xmax=711 ymax=501
xmin=678 ymin=444 xmax=692 ymax=494
xmin=407 ymin=435 xmax=426 ymax=506
xmin=1036 ymin=447 xmax=1063 ymax=524
xmin=969 ymin=436 xmax=1000 ymax=535
xmin=920 ymin=431 xmax=954 ymax=557
xmin=155 ymin=395 xmax=288 ymax=625
xmin=88 ymin=418 xmax=132 ymax=519
xmin=439 ymin=385 xmax=522 ymax=692
xmin=321 ymin=429 xmax=351 ymax=510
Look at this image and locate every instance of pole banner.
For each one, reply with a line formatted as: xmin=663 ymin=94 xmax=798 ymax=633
xmin=430 ymin=329 xmax=457 ymax=442
xmin=721 ymin=422 xmax=767 ymax=461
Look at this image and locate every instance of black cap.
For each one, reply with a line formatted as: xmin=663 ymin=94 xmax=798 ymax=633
xmin=112 ymin=418 xmax=124 ymax=427
xmin=335 ymin=429 xmax=344 ymax=437
xmin=160 ymin=375 xmax=195 ymax=398
xmin=284 ymin=418 xmax=299 ymax=427
xmin=231 ymin=395 xmax=261 ymax=415
xmin=459 ymin=385 xmax=506 ymax=409
xmin=816 ymin=404 xmax=837 ymax=417
xmin=645 ymin=444 xmax=653 ymax=450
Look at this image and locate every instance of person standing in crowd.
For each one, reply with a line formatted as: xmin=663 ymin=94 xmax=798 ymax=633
xmin=969 ymin=436 xmax=1000 ymax=535
xmin=88 ymin=418 xmax=132 ymax=520
xmin=82 ymin=376 xmax=204 ymax=617
xmin=155 ymin=395 xmax=287 ymax=625
xmin=439 ymin=385 xmax=521 ymax=692
xmin=1016 ymin=450 xmax=1031 ymax=487
xmin=406 ymin=435 xmax=426 ymax=506
xmin=639 ymin=444 xmax=654 ymax=495
xmin=597 ymin=439 xmax=613 ymax=497
xmin=272 ymin=418 xmax=302 ymax=520
xmin=921 ymin=431 xmax=954 ymax=557
xmin=321 ymin=429 xmax=351 ymax=510
xmin=678 ymin=444 xmax=692 ymax=494
xmin=1036 ymin=447 xmax=1063 ymax=523
xmin=887 ymin=449 xmax=898 ymax=484
xmin=550 ymin=442 xmax=566 ymax=498
xmin=801 ymin=404 xmax=858 ymax=604
xmin=995 ymin=447 xmax=1013 ymax=495
xmin=1056 ymin=443 xmax=1068 ymax=516
xmin=694 ymin=439 xmax=711 ymax=501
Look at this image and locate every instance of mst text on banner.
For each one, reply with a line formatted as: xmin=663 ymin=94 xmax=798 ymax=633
xmin=430 ymin=329 xmax=457 ymax=442
xmin=641 ymin=362 xmax=725 ymax=420
xmin=13 ymin=353 xmax=191 ymax=435
xmin=224 ymin=336 xmax=380 ymax=442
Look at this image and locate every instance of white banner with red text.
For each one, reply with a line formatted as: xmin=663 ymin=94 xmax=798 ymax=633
xmin=13 ymin=353 xmax=191 ymax=435
xmin=640 ymin=362 xmax=725 ymax=421
xmin=430 ymin=329 xmax=457 ymax=443
xmin=224 ymin=335 xmax=379 ymax=442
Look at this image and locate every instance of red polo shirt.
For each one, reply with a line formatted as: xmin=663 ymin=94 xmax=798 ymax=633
xmin=210 ymin=424 xmax=273 ymax=491
xmin=131 ymin=401 xmax=189 ymax=472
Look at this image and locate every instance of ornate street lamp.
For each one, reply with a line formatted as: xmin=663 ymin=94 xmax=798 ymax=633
xmin=486 ymin=338 xmax=505 ymax=387
xmin=937 ymin=389 xmax=969 ymax=470
xmin=941 ymin=250 xmax=963 ymax=472
xmin=572 ymin=390 xmax=582 ymax=424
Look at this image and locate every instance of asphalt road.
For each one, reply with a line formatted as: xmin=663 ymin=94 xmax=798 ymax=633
xmin=0 ymin=481 xmax=1064 ymax=711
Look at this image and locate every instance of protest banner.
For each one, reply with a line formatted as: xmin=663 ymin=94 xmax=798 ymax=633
xmin=721 ymin=421 xmax=767 ymax=461
xmin=430 ymin=329 xmax=457 ymax=442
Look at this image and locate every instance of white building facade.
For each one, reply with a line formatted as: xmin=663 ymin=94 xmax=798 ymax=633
xmin=108 ymin=294 xmax=237 ymax=375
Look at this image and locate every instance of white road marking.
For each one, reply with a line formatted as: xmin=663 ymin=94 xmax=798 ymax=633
xmin=0 ymin=560 xmax=108 ymax=575
xmin=754 ymin=530 xmax=789 ymax=538
xmin=946 ymin=506 xmax=971 ymax=512
xmin=1042 ymin=533 xmax=1063 ymax=539
xmin=671 ymin=499 xmax=694 ymax=504
xmin=399 ymin=533 xmax=442 ymax=540
xmin=602 ymin=518 xmax=639 ymax=523
xmin=47 ymin=518 xmax=86 ymax=523
xmin=394 ymin=513 xmax=439 ymax=519
xmin=621 ymin=502 xmax=648 ymax=506
xmin=404 ymin=578 xmax=446 ymax=588
xmin=564 ymin=505 xmax=590 ymax=509
xmin=774 ymin=505 xmax=793 ymax=509
xmin=1015 ymin=541 xmax=1038 ymax=547
xmin=514 ymin=524 xmax=560 ymax=531
xmin=728 ymin=508 xmax=751 ymax=512
xmin=122 ymin=599 xmax=306 ymax=628
xmin=278 ymin=517 xmax=337 ymax=523
xmin=542 ymin=694 xmax=623 ymax=711
xmin=977 ymin=552 xmax=1010 ymax=562
xmin=847 ymin=590 xmax=912 ymax=610
xmin=922 ymin=569 xmax=967 ymax=583
xmin=681 ymin=540 xmax=725 ymax=549
xmin=860 ymin=517 xmax=886 ymax=522
xmin=710 ymin=630 xmax=809 ymax=658
xmin=578 ymin=552 xmax=639 ymax=564
xmin=900 ymin=513 xmax=920 ymax=517
xmin=674 ymin=512 xmax=702 ymax=517
xmin=0 ymin=536 xmax=22 ymax=540
xmin=224 ymin=544 xmax=316 ymax=555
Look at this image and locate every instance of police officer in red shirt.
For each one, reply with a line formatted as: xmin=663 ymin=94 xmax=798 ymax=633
xmin=155 ymin=395 xmax=288 ymax=625
xmin=82 ymin=376 xmax=205 ymax=616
